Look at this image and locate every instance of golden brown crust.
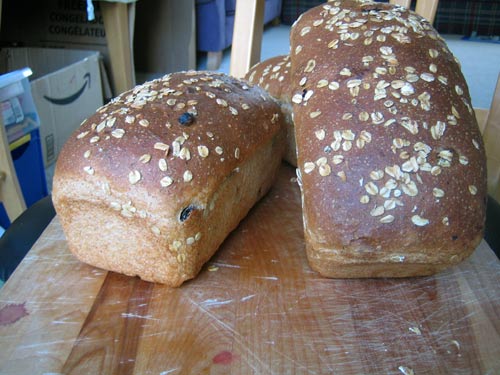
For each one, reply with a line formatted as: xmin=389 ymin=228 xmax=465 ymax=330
xmin=246 ymin=55 xmax=291 ymax=100
xmin=53 ymin=71 xmax=285 ymax=286
xmin=245 ymin=55 xmax=297 ymax=166
xmin=291 ymin=0 xmax=486 ymax=277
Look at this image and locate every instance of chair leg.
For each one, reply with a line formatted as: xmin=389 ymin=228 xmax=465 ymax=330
xmin=415 ymin=0 xmax=439 ymax=24
xmin=207 ymin=51 xmax=223 ymax=71
xmin=389 ymin=0 xmax=412 ymax=8
xmin=229 ymin=0 xmax=265 ymax=78
xmin=100 ymin=1 xmax=136 ymax=95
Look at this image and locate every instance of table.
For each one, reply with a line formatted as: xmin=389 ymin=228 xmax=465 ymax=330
xmin=0 ymin=163 xmax=499 ymax=374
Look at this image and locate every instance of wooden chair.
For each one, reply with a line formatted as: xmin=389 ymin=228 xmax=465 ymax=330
xmin=99 ymin=0 xmax=137 ymax=95
xmin=229 ymin=0 xmax=439 ymax=78
xmin=230 ymin=0 xmax=265 ymax=79
xmin=390 ymin=0 xmax=439 ymax=24
xmin=0 ymin=117 xmax=26 ymax=224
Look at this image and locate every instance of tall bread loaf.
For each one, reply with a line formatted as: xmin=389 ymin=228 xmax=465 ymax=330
xmin=245 ymin=55 xmax=297 ymax=166
xmin=52 ymin=71 xmax=285 ymax=286
xmin=290 ymin=0 xmax=487 ymax=277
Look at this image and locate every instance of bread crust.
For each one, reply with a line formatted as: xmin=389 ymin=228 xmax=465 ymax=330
xmin=246 ymin=55 xmax=297 ymax=166
xmin=53 ymin=71 xmax=285 ymax=286
xmin=290 ymin=0 xmax=486 ymax=277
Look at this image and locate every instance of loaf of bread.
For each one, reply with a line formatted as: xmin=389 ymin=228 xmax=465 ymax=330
xmin=290 ymin=0 xmax=487 ymax=277
xmin=245 ymin=55 xmax=297 ymax=166
xmin=52 ymin=71 xmax=285 ymax=286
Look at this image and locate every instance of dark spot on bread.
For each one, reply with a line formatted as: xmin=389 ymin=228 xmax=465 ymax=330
xmin=180 ymin=205 xmax=197 ymax=222
xmin=178 ymin=112 xmax=195 ymax=126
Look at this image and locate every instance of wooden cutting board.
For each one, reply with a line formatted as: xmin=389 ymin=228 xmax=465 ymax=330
xmin=0 ymin=163 xmax=499 ymax=375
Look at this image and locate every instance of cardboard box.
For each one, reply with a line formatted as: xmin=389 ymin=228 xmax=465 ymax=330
xmin=0 ymin=0 xmax=121 ymax=95
xmin=0 ymin=0 xmax=197 ymax=93
xmin=0 ymin=47 xmax=104 ymax=167
xmin=0 ymin=0 xmax=108 ymax=64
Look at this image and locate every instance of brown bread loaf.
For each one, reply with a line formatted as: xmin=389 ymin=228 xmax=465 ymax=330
xmin=52 ymin=71 xmax=285 ymax=286
xmin=245 ymin=55 xmax=297 ymax=166
xmin=290 ymin=0 xmax=487 ymax=277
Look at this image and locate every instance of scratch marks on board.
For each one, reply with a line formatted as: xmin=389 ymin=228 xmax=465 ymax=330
xmin=159 ymin=369 xmax=180 ymax=375
xmin=210 ymin=262 xmax=242 ymax=269
xmin=241 ymin=294 xmax=256 ymax=302
xmin=254 ymin=276 xmax=279 ymax=281
xmin=121 ymin=312 xmax=160 ymax=321
xmin=184 ymin=294 xmax=273 ymax=373
xmin=200 ymin=299 xmax=234 ymax=308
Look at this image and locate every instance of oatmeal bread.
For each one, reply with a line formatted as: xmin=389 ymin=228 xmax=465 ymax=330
xmin=290 ymin=0 xmax=487 ymax=277
xmin=52 ymin=71 xmax=285 ymax=286
xmin=246 ymin=55 xmax=297 ymax=166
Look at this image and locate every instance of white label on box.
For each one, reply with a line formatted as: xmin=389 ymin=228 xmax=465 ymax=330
xmin=1 ymin=99 xmax=18 ymax=126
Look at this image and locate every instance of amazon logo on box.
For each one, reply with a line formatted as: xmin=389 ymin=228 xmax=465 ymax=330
xmin=43 ymin=72 xmax=91 ymax=105
xmin=0 ymin=47 xmax=105 ymax=168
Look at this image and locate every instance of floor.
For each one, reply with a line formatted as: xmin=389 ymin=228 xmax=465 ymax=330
xmin=197 ymin=24 xmax=500 ymax=110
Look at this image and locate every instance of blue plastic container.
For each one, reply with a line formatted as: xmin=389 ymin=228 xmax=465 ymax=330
xmin=0 ymin=128 xmax=48 ymax=229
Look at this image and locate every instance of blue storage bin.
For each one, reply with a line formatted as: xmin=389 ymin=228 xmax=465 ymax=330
xmin=0 ymin=128 xmax=48 ymax=229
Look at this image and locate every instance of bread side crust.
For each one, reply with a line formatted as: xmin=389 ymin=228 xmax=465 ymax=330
xmin=246 ymin=55 xmax=297 ymax=166
xmin=304 ymin=231 xmax=482 ymax=278
xmin=55 ymin=134 xmax=284 ymax=286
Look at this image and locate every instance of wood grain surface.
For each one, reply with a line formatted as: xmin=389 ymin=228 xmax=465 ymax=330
xmin=0 ymin=163 xmax=499 ymax=375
